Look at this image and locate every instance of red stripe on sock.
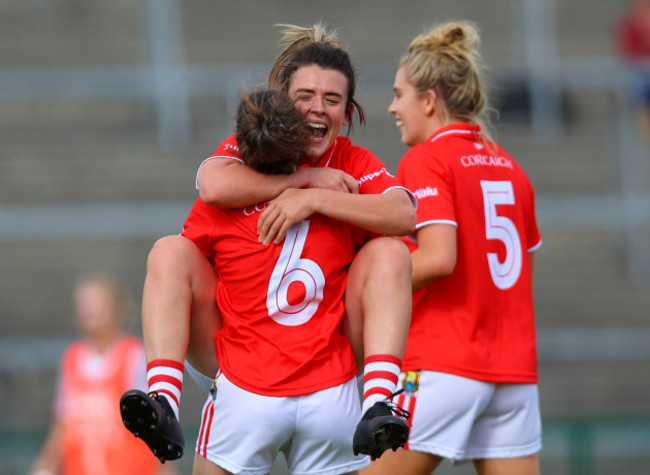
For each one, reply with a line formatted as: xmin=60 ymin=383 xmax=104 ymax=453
xmin=363 ymin=386 xmax=393 ymax=401
xmin=148 ymin=374 xmax=183 ymax=392
xmin=364 ymin=370 xmax=399 ymax=385
xmin=147 ymin=359 xmax=184 ymax=372
xmin=155 ymin=389 xmax=180 ymax=408
xmin=364 ymin=354 xmax=402 ymax=367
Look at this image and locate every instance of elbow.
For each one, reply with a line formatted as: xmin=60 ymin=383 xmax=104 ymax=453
xmin=391 ymin=190 xmax=417 ymax=236
xmin=414 ymin=257 xmax=455 ymax=291
xmin=428 ymin=252 xmax=456 ymax=277
xmin=431 ymin=248 xmax=456 ymax=277
xmin=434 ymin=257 xmax=456 ymax=278
xmin=393 ymin=206 xmax=417 ymax=236
xmin=425 ymin=258 xmax=455 ymax=282
xmin=405 ymin=209 xmax=417 ymax=235
xmin=197 ymin=160 xmax=234 ymax=206
xmin=198 ymin=185 xmax=225 ymax=207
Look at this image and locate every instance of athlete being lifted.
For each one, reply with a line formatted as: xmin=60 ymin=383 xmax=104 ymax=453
xmin=121 ymin=23 xmax=415 ymax=474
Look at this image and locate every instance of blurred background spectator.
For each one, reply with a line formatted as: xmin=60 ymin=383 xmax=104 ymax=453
xmin=28 ymin=273 xmax=177 ymax=475
xmin=615 ymin=0 xmax=650 ymax=135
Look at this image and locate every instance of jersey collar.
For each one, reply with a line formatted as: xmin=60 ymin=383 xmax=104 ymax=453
xmin=309 ymin=136 xmax=349 ymax=168
xmin=428 ymin=123 xmax=481 ymax=144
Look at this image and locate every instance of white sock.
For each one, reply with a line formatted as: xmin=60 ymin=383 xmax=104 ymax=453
xmin=146 ymin=359 xmax=184 ymax=420
xmin=361 ymin=354 xmax=401 ymax=414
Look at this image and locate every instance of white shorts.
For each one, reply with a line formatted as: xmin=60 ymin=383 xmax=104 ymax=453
xmin=184 ymin=359 xmax=215 ymax=393
xmin=195 ymin=372 xmax=369 ymax=475
xmin=395 ymin=370 xmax=542 ymax=462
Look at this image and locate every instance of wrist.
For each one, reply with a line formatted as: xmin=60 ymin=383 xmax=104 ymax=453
xmin=293 ymin=167 xmax=312 ymax=189
xmin=309 ymin=188 xmax=327 ymax=215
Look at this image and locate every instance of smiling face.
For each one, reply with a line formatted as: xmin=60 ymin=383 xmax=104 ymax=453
xmin=287 ymin=64 xmax=351 ymax=164
xmin=388 ymin=65 xmax=436 ymax=147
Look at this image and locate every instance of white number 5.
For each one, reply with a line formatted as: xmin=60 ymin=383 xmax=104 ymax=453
xmin=481 ymin=180 xmax=522 ymax=289
xmin=266 ymin=220 xmax=325 ymax=326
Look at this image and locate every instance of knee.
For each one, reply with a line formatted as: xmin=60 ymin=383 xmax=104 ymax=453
xmin=348 ymin=238 xmax=412 ymax=289
xmin=147 ymin=235 xmax=197 ymax=274
xmin=359 ymin=237 xmax=412 ymax=273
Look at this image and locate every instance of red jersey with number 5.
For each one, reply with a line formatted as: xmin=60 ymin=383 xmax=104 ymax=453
xmin=398 ymin=123 xmax=541 ymax=383
xmin=183 ymin=135 xmax=410 ymax=396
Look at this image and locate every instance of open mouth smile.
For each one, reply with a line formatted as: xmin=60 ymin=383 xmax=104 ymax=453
xmin=309 ymin=122 xmax=327 ymax=140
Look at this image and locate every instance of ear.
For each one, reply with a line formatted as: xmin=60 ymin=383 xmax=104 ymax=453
xmin=343 ymin=103 xmax=354 ymax=126
xmin=423 ymin=89 xmax=437 ymax=116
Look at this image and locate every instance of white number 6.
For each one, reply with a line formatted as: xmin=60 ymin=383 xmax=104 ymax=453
xmin=266 ymin=220 xmax=325 ymax=326
xmin=481 ymin=180 xmax=522 ymax=289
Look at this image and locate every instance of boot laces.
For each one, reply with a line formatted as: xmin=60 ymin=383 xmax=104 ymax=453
xmin=383 ymin=388 xmax=411 ymax=420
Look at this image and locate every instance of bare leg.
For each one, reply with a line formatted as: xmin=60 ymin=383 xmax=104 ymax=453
xmin=474 ymin=454 xmax=540 ymax=475
xmin=142 ymin=235 xmax=221 ymax=378
xmin=362 ymin=448 xmax=443 ymax=475
xmin=120 ymin=235 xmax=221 ymax=462
xmin=193 ymin=454 xmax=234 ymax=475
xmin=344 ymin=237 xmax=413 ymax=459
xmin=343 ymin=236 xmax=412 ymax=366
xmin=193 ymin=453 xmax=359 ymax=475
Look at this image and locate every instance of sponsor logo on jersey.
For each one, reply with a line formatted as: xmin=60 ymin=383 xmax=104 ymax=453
xmin=413 ymin=186 xmax=438 ymax=200
xmin=223 ymin=142 xmax=240 ymax=154
xmin=358 ymin=167 xmax=393 ymax=184
xmin=460 ymin=154 xmax=513 ymax=169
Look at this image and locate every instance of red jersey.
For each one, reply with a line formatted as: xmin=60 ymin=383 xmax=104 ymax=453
xmin=55 ymin=337 xmax=157 ymax=475
xmin=398 ymin=123 xmax=541 ymax=383
xmin=184 ymin=135 xmax=409 ymax=396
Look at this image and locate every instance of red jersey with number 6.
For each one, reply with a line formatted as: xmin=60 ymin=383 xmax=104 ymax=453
xmin=398 ymin=123 xmax=541 ymax=383
xmin=183 ymin=135 xmax=410 ymax=396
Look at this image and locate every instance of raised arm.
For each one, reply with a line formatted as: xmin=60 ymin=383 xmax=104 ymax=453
xmin=257 ymin=187 xmax=416 ymax=245
xmin=197 ymin=158 xmax=358 ymax=208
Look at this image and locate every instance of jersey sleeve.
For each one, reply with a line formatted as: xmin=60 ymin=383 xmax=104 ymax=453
xmin=195 ymin=135 xmax=243 ymax=188
xmin=397 ymin=145 xmax=455 ymax=228
xmin=348 ymin=145 xmax=416 ymax=207
xmin=181 ymin=199 xmax=219 ymax=264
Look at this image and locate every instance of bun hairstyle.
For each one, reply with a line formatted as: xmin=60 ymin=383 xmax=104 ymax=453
xmin=402 ymin=22 xmax=492 ymax=138
xmin=268 ymin=23 xmax=365 ymax=134
xmin=235 ymin=87 xmax=311 ymax=175
xmin=268 ymin=23 xmax=340 ymax=88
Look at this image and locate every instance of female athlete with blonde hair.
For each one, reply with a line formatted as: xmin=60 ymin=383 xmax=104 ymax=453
xmin=363 ymin=22 xmax=542 ymax=475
